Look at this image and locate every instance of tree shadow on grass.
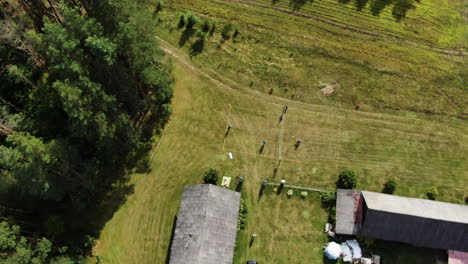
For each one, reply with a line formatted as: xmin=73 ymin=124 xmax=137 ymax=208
xmin=391 ymin=0 xmax=418 ymax=21
xmin=85 ymin=180 xmax=135 ymax=236
xmin=369 ymin=0 xmax=394 ymax=16
xmin=179 ymin=28 xmax=196 ymax=47
xmin=366 ymin=0 xmax=419 ymax=20
xmin=259 ymin=144 xmax=265 ymax=154
xmin=355 ymin=0 xmax=369 ymax=11
xmin=236 ymin=180 xmax=243 ymax=192
xmin=190 ymin=39 xmax=204 ymax=56
xmin=165 ymin=216 xmax=177 ymax=264
xmin=11 ymin=174 xmax=138 ymax=257
xmin=289 ymin=0 xmax=314 ymax=11
xmin=277 ymin=0 xmax=418 ymax=20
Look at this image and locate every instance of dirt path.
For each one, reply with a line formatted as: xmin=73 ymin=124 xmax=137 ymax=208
xmin=157 ymin=37 xmax=451 ymax=126
xmin=158 ymin=37 xmax=332 ymax=114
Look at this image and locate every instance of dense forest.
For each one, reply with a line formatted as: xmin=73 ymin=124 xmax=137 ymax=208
xmin=0 ymin=0 xmax=172 ymax=262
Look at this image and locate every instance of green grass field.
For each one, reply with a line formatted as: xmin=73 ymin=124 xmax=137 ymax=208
xmin=92 ymin=41 xmax=467 ymax=263
xmin=93 ymin=1 xmax=467 ymax=263
xmin=157 ymin=0 xmax=467 ymax=116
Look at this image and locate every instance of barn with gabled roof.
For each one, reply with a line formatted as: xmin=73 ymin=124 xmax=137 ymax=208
xmin=169 ymin=184 xmax=241 ymax=264
xmin=336 ymin=189 xmax=468 ymax=252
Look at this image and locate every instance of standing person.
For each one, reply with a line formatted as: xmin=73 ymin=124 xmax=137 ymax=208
xmin=249 ymin=233 xmax=257 ymax=247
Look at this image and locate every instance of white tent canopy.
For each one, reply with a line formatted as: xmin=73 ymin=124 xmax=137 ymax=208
xmin=324 ymin=242 xmax=342 ymax=260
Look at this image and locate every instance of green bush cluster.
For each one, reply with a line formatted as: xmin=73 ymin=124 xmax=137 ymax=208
xmin=426 ymin=187 xmax=439 ymax=200
xmin=177 ymin=12 xmax=240 ymax=53
xmin=320 ymin=192 xmax=336 ymax=206
xmin=319 ymin=192 xmax=337 ymax=225
xmin=221 ymin=23 xmax=234 ymax=39
xmin=185 ymin=12 xmax=199 ymax=28
xmin=237 ymin=198 xmax=248 ymax=230
xmin=202 ymin=20 xmax=211 ymax=32
xmin=179 ymin=12 xmax=200 ymax=29
xmin=337 ymin=170 xmax=357 ymax=189
xmin=329 ymin=206 xmax=336 ymax=225
xmin=383 ymin=180 xmax=397 ymax=194
xmin=203 ymin=168 xmax=218 ymax=185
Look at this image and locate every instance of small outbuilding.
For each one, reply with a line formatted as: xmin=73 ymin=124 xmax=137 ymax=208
xmin=169 ymin=184 xmax=241 ymax=264
xmin=336 ymin=189 xmax=468 ymax=252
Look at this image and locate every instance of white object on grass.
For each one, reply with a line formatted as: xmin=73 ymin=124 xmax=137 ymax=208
xmin=228 ymin=152 xmax=233 ymax=159
xmin=324 ymin=242 xmax=342 ymax=260
xmin=221 ymin=176 xmax=231 ymax=187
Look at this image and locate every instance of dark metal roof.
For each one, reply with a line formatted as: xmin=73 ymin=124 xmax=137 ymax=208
xmin=169 ymin=184 xmax=241 ymax=264
xmin=361 ymin=207 xmax=468 ymax=251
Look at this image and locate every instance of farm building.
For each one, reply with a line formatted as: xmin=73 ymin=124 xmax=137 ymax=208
xmin=168 ymin=184 xmax=241 ymax=264
xmin=336 ymin=189 xmax=468 ymax=252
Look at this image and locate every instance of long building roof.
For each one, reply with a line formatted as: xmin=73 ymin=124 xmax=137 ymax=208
xmin=335 ymin=189 xmax=468 ymax=252
xmin=361 ymin=191 xmax=468 ymax=224
xmin=169 ymin=184 xmax=241 ymax=264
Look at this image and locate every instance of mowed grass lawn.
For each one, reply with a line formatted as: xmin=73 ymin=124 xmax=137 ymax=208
xmin=93 ymin=42 xmax=467 ymax=263
xmin=157 ymin=0 xmax=467 ymax=116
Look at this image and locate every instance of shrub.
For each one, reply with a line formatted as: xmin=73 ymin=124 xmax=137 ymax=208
xmin=202 ymin=20 xmax=211 ymax=33
xmin=337 ymin=170 xmax=357 ymax=189
xmin=195 ymin=30 xmax=206 ymax=41
xmin=383 ymin=180 xmax=397 ymax=194
xmin=426 ymin=187 xmax=439 ymax=200
xmin=191 ymin=30 xmax=206 ymax=54
xmin=237 ymin=198 xmax=248 ymax=230
xmin=287 ymin=189 xmax=293 ymax=197
xmin=300 ymin=191 xmax=308 ymax=199
xmin=221 ymin=23 xmax=234 ymax=39
xmin=328 ymin=206 xmax=336 ymax=225
xmin=203 ymin=168 xmax=218 ymax=185
xmin=320 ymin=192 xmax=336 ymax=206
xmin=185 ymin=12 xmax=199 ymax=29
